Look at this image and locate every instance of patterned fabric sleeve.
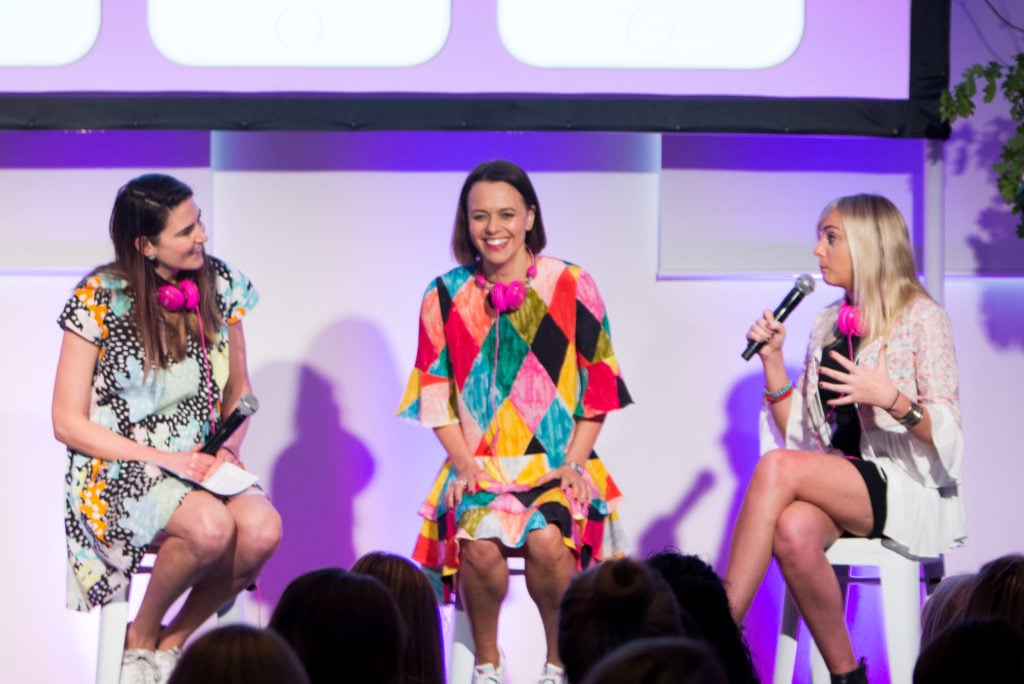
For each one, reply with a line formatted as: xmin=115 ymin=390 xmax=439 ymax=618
xmin=57 ymin=273 xmax=119 ymax=346
xmin=397 ymin=279 xmax=459 ymax=427
xmin=212 ymin=257 xmax=259 ymax=324
xmin=572 ymin=267 xmax=633 ymax=418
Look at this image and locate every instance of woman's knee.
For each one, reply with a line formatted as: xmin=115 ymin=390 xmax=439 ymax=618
xmin=234 ymin=500 xmax=282 ymax=563
xmin=171 ymin=495 xmax=237 ymax=562
xmin=773 ymin=505 xmax=827 ymax=564
xmin=460 ymin=539 xmax=505 ymax=573
xmin=525 ymin=525 xmax=571 ymax=566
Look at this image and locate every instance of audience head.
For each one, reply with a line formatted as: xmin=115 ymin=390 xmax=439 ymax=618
xmin=963 ymin=553 xmax=1024 ymax=634
xmin=920 ymin=573 xmax=976 ymax=647
xmin=913 ymin=618 xmax=1024 ymax=684
xmin=558 ymin=557 xmax=692 ymax=684
xmin=646 ymin=550 xmax=759 ymax=684
xmin=451 ymin=159 xmax=547 ymax=266
xmin=351 ymin=551 xmax=445 ymax=684
xmin=582 ymin=637 xmax=728 ymax=684
xmin=166 ymin=624 xmax=310 ymax=684
xmin=269 ymin=567 xmax=406 ymax=684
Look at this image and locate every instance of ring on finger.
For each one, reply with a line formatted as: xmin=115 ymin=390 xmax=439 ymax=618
xmin=455 ymin=478 xmax=469 ymax=488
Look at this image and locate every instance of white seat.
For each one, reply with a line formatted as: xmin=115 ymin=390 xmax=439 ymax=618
xmin=95 ymin=547 xmax=239 ymax=684
xmin=447 ymin=557 xmax=527 ymax=684
xmin=773 ymin=537 xmax=944 ymax=684
xmin=96 ymin=548 xmax=159 ymax=684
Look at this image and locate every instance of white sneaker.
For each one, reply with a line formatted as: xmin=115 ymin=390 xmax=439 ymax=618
xmin=473 ymin=657 xmax=505 ymax=684
xmin=120 ymin=649 xmax=158 ymax=684
xmin=537 ymin=662 xmax=566 ymax=684
xmin=153 ymin=647 xmax=182 ymax=683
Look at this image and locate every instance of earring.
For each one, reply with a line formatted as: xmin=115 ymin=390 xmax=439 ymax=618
xmin=146 ymin=254 xmax=156 ymax=262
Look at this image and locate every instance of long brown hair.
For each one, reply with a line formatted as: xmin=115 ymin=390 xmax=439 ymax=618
xmin=102 ymin=174 xmax=222 ymax=368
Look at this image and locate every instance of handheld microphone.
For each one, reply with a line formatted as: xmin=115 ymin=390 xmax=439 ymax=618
xmin=741 ymin=274 xmax=816 ymax=361
xmin=201 ymin=394 xmax=260 ymax=455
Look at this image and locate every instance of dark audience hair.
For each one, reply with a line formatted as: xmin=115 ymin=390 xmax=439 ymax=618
xmin=581 ymin=637 xmax=728 ymax=684
xmin=166 ymin=624 xmax=310 ymax=684
xmin=558 ymin=558 xmax=693 ymax=684
xmin=351 ymin=551 xmax=445 ymax=684
xmin=962 ymin=553 xmax=1024 ymax=634
xmin=646 ymin=551 xmax=760 ymax=683
xmin=269 ymin=567 xmax=406 ymax=684
xmin=920 ymin=573 xmax=976 ymax=648
xmin=913 ymin=618 xmax=1024 ymax=684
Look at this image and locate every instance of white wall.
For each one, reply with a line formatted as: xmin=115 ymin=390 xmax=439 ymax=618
xmin=1 ymin=6 xmax=1022 ymax=683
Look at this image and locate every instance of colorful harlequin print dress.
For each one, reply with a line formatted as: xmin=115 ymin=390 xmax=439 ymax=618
xmin=57 ymin=257 xmax=258 ymax=612
xmin=397 ymin=255 xmax=632 ymax=598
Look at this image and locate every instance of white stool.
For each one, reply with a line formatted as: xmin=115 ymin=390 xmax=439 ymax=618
xmin=773 ymin=537 xmax=944 ymax=684
xmin=95 ymin=548 xmax=239 ymax=684
xmin=96 ymin=547 xmax=159 ymax=684
xmin=447 ymin=558 xmax=527 ymax=684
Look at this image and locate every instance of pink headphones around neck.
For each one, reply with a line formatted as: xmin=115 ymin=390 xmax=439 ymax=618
xmin=157 ymin=279 xmax=200 ymax=311
xmin=474 ymin=257 xmax=538 ymax=313
xmin=837 ymin=301 xmax=866 ymax=337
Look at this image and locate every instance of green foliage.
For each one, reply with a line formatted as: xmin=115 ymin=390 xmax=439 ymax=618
xmin=941 ymin=53 xmax=1024 ymax=238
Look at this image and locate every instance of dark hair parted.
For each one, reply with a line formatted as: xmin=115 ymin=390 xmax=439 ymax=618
xmin=269 ymin=567 xmax=406 ymax=684
xmin=451 ymin=160 xmax=547 ymax=266
xmin=166 ymin=624 xmax=310 ymax=684
xmin=646 ymin=551 xmax=760 ymax=684
xmin=558 ymin=558 xmax=692 ymax=684
xmin=582 ymin=637 xmax=728 ymax=684
xmin=104 ymin=173 xmax=222 ymax=368
xmin=351 ymin=552 xmax=445 ymax=684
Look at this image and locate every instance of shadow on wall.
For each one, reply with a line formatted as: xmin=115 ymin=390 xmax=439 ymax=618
xmin=259 ymin=364 xmax=375 ymax=606
xmin=947 ymin=118 xmax=1024 ymax=349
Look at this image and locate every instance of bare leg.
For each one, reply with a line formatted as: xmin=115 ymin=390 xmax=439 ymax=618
xmin=774 ymin=501 xmax=858 ymax=674
xmin=157 ymin=494 xmax=282 ymax=650
xmin=724 ymin=449 xmax=874 ymax=622
xmin=459 ymin=539 xmax=510 ymax=668
xmin=126 ymin=491 xmax=236 ymax=651
xmin=523 ymin=524 xmax=576 ymax=667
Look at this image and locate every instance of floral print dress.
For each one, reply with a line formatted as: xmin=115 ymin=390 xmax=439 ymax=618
xmin=57 ymin=257 xmax=258 ymax=611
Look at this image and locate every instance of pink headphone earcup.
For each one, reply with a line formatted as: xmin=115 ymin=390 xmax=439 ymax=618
xmin=837 ymin=302 xmax=864 ymax=337
xmin=157 ymin=281 xmax=200 ymax=311
xmin=179 ymin=279 xmax=200 ymax=310
xmin=490 ymin=283 xmax=509 ymax=312
xmin=503 ymin=281 xmax=526 ymax=310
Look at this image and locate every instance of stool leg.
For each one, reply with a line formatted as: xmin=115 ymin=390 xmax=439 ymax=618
xmin=448 ymin=603 xmax=476 ymax=684
xmin=97 ymin=592 xmax=130 ymax=684
xmin=774 ymin=586 xmax=800 ymax=684
xmin=880 ymin=559 xmax=922 ymax=684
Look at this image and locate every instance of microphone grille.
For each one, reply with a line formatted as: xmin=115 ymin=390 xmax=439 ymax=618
xmin=237 ymin=394 xmax=260 ymax=416
xmin=795 ymin=273 xmax=815 ymax=294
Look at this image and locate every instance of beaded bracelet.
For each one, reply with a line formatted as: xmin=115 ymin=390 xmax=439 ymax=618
xmin=765 ymin=379 xmax=794 ymax=404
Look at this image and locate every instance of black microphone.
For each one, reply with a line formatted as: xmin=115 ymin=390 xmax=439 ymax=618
xmin=201 ymin=394 xmax=260 ymax=454
xmin=741 ymin=274 xmax=816 ymax=361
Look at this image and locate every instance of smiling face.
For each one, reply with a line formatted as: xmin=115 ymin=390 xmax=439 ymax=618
xmin=140 ymin=197 xmax=208 ymax=281
xmin=467 ymin=180 xmax=536 ymax=282
xmin=814 ymin=207 xmax=854 ymax=293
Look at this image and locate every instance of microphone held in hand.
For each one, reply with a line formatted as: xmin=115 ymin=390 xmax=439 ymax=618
xmin=201 ymin=394 xmax=260 ymax=455
xmin=741 ymin=274 xmax=816 ymax=361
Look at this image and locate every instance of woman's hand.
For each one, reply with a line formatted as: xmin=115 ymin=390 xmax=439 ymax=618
xmin=819 ymin=342 xmax=898 ymax=409
xmin=536 ymin=463 xmax=593 ymax=508
xmin=444 ymin=465 xmax=487 ymax=509
xmin=154 ymin=448 xmax=219 ymax=483
xmin=748 ymin=309 xmax=787 ymax=359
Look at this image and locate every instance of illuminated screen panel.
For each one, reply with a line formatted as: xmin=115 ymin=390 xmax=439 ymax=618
xmin=0 ymin=0 xmax=945 ymax=136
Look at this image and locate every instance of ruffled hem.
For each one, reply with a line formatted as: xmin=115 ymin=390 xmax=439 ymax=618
xmin=411 ymin=454 xmax=627 ymax=603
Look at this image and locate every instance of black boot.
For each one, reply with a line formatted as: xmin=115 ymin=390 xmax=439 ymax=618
xmin=830 ymin=659 xmax=867 ymax=684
